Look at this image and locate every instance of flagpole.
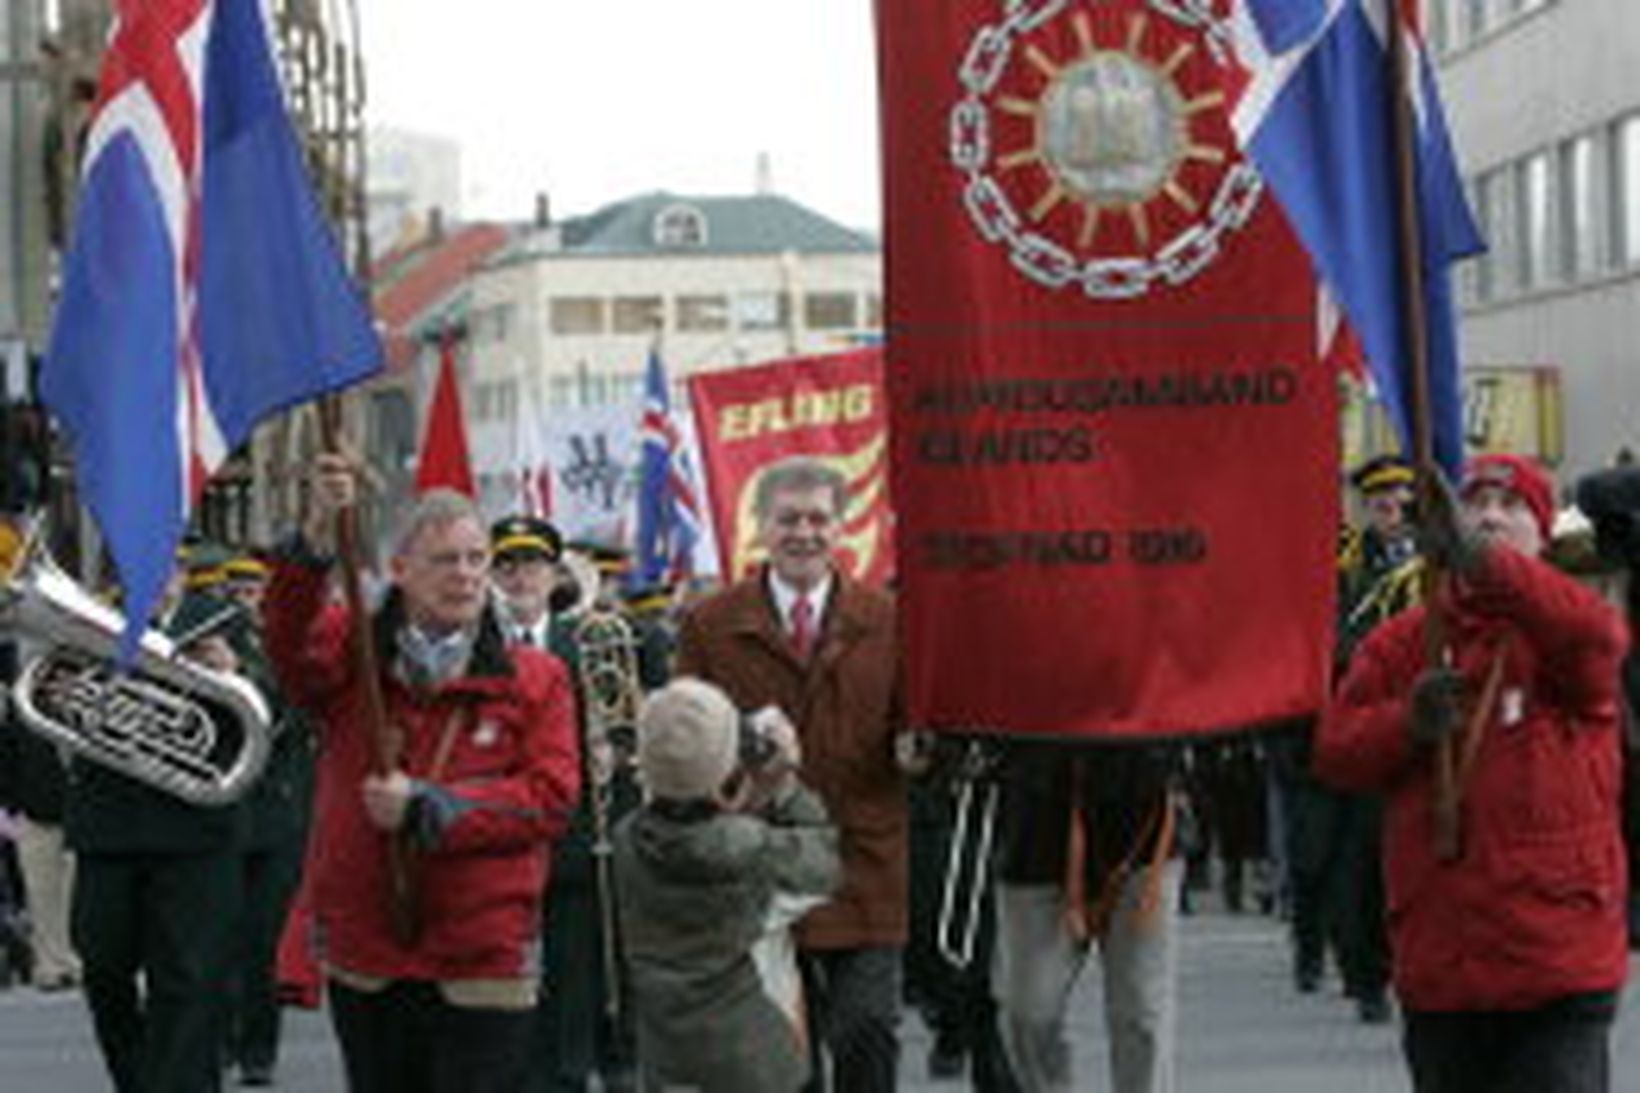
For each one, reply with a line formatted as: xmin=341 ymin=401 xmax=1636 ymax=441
xmin=1387 ymin=3 xmax=1460 ymax=860
xmin=317 ymin=397 xmax=419 ymax=943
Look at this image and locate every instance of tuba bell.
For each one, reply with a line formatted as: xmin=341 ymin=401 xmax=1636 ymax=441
xmin=0 ymin=522 xmax=272 ymax=806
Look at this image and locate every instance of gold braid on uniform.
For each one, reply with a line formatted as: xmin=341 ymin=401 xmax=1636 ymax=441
xmin=1344 ymin=556 xmax=1426 ymax=635
xmin=1336 ymin=525 xmax=1365 ymax=575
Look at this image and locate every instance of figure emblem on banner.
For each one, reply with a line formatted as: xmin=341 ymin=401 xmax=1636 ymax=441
xmin=950 ymin=1 xmax=1260 ymax=299
xmin=727 ymin=435 xmax=889 ymax=580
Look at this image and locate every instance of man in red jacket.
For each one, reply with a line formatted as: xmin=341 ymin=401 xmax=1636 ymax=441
xmin=264 ymin=455 xmax=580 ymax=1093
xmin=1318 ymin=453 xmax=1629 ymax=1093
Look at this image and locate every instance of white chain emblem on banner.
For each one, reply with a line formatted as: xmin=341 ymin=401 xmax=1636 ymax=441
xmin=949 ymin=0 xmax=1260 ymax=300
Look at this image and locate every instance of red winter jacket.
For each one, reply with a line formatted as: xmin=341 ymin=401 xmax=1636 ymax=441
xmin=264 ymin=558 xmax=579 ymax=983
xmin=1317 ymin=547 xmax=1629 ymax=1012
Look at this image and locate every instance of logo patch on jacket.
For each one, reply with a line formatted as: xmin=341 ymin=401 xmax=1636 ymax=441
xmin=1500 ymin=688 xmax=1525 ymax=728
xmin=473 ymin=720 xmax=501 ymax=748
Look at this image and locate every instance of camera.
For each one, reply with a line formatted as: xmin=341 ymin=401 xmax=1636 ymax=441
xmin=738 ymin=706 xmax=785 ymax=769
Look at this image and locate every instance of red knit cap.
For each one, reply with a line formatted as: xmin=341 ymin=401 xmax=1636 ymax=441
xmin=1460 ymin=454 xmax=1555 ymax=542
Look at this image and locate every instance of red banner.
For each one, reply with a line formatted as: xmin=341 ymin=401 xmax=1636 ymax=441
xmin=879 ymin=1 xmax=1338 ymax=740
xmin=687 ymin=349 xmax=894 ymax=585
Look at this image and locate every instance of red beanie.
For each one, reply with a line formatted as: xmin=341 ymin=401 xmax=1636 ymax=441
xmin=1460 ymin=454 xmax=1555 ymax=542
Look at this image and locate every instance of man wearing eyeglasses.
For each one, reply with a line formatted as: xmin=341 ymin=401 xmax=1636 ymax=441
xmin=676 ymin=455 xmax=909 ymax=1092
xmin=264 ymin=457 xmax=580 ymax=1093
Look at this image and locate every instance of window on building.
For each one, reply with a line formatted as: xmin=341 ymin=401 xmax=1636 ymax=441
xmin=549 ymin=374 xmax=576 ymax=408
xmin=677 ymin=294 xmax=730 ymax=332
xmin=1470 ymin=171 xmax=1499 ymax=302
xmin=1516 ymin=152 xmax=1553 ymax=291
xmin=803 ymin=292 xmax=858 ymax=331
xmin=1559 ymin=134 xmax=1600 ymax=281
xmin=1463 ymin=0 xmax=1489 ymax=39
xmin=736 ymin=291 xmax=791 ymax=331
xmin=1616 ymin=115 xmax=1640 ymax=268
xmin=653 ymin=204 xmax=709 ymax=249
xmin=865 ymin=293 xmax=884 ymax=329
xmin=1428 ymin=0 xmax=1453 ymax=54
xmin=550 ymin=297 xmax=605 ymax=335
xmin=582 ymin=371 xmax=609 ymax=406
xmin=470 ymin=303 xmax=514 ymax=344
xmin=469 ymin=380 xmax=516 ymax=424
xmin=613 ymin=296 xmax=664 ymax=334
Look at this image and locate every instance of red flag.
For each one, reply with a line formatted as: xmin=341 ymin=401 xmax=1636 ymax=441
xmin=879 ymin=2 xmax=1338 ymax=741
xmin=414 ymin=337 xmax=476 ymax=497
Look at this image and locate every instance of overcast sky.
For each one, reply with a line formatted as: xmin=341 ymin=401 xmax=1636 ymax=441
xmin=357 ymin=0 xmax=882 ymax=231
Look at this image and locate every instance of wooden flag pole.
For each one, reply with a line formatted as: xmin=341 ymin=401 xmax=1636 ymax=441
xmin=317 ymin=397 xmax=419 ymax=943
xmin=1387 ymin=7 xmax=1460 ymax=861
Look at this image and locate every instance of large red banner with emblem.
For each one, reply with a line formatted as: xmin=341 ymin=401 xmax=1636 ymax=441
xmin=687 ymin=349 xmax=894 ymax=586
xmin=879 ymin=1 xmax=1338 ymax=739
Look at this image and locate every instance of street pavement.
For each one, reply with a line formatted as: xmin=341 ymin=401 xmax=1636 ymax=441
xmin=1 ymin=909 xmax=1634 ymax=1091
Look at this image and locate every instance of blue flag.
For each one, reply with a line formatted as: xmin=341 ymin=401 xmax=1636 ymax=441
xmin=42 ymin=0 xmax=382 ymax=654
xmin=1230 ymin=0 xmax=1485 ymax=473
xmin=632 ymin=351 xmax=701 ymax=588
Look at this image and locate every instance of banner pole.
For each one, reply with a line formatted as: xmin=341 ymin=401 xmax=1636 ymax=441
xmin=1387 ymin=5 xmax=1460 ymax=861
xmin=317 ymin=396 xmax=419 ymax=942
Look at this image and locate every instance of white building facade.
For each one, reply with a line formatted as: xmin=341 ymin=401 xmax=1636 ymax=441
xmin=1432 ymin=0 xmax=1640 ymax=476
xmin=460 ymin=192 xmax=881 ymax=509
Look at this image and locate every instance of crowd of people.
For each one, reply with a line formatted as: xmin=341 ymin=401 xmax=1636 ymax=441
xmin=0 ymin=445 xmax=1635 ymax=1093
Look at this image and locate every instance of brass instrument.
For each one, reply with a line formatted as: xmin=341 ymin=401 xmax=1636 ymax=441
xmin=571 ymin=579 xmax=645 ymax=1023
xmin=0 ymin=526 xmax=271 ymax=806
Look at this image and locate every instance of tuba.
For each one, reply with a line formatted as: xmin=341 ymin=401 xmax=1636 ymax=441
xmin=0 ymin=524 xmax=272 ymax=806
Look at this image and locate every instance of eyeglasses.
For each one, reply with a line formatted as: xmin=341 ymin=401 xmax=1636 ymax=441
xmin=413 ymin=548 xmax=491 ymax=572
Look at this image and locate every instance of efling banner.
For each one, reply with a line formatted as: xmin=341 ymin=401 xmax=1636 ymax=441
xmin=879 ymin=0 xmax=1338 ymax=739
xmin=688 ymin=349 xmax=893 ymax=586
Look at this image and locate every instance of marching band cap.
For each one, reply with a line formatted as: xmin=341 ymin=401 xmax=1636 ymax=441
xmin=490 ymin=515 xmax=563 ymax=562
xmin=624 ymin=583 xmax=673 ymax=615
xmin=1350 ymin=454 xmax=1416 ymax=495
xmin=182 ymin=541 xmax=235 ymax=590
xmin=223 ymin=549 xmax=270 ymax=582
xmin=572 ymin=540 xmax=631 ymax=577
xmin=1461 ymin=453 xmax=1555 ymax=541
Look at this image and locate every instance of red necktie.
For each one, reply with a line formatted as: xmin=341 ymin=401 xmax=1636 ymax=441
xmin=790 ymin=594 xmax=816 ymax=660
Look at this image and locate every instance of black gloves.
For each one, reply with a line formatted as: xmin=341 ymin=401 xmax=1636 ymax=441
xmin=1415 ymin=467 xmax=1487 ymax=575
xmin=1410 ymin=667 xmax=1466 ymax=748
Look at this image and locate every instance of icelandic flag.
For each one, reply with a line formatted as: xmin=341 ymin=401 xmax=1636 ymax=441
xmin=1228 ymin=0 xmax=1484 ymax=473
xmin=41 ymin=0 xmax=382 ymax=654
xmin=632 ymin=350 xmax=701 ymax=588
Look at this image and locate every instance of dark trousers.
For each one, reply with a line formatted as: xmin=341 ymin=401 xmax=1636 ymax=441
xmin=529 ymin=872 xmax=635 ymax=1092
xmin=801 ymin=946 xmax=902 ymax=1093
xmin=907 ymin=794 xmax=1019 ymax=1092
xmin=73 ymin=850 xmax=241 ymax=1093
xmin=1285 ymin=779 xmax=1389 ymax=996
xmin=229 ymin=840 xmax=303 ymax=1073
xmin=1404 ymin=992 xmax=1618 ymax=1093
xmin=329 ymin=979 xmax=532 ymax=1093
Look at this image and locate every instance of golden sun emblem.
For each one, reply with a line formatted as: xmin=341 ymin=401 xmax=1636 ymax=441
xmin=951 ymin=4 xmax=1259 ymax=298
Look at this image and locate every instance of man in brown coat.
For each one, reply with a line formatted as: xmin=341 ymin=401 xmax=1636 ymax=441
xmin=675 ymin=455 xmax=907 ymax=1092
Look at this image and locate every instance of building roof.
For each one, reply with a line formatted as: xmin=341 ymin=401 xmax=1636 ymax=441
xmin=498 ymin=192 xmax=876 ymax=264
xmin=371 ymin=222 xmax=514 ymax=371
